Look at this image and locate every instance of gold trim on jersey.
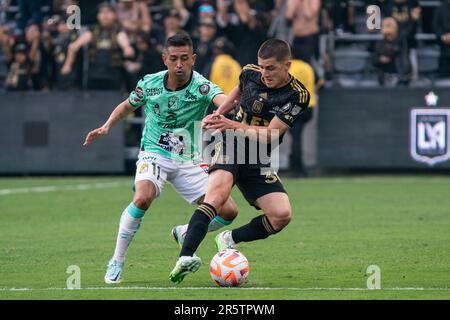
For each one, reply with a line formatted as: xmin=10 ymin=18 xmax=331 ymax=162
xmin=290 ymin=79 xmax=309 ymax=104
xmin=242 ymin=64 xmax=262 ymax=72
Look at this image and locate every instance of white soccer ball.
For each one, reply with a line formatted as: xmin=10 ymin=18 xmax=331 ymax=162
xmin=210 ymin=249 xmax=250 ymax=287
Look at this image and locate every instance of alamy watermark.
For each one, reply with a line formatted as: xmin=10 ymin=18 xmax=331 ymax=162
xmin=66 ymin=265 xmax=81 ymax=289
xmin=366 ymin=265 xmax=381 ymax=289
xmin=366 ymin=5 xmax=381 ymax=30
xmin=154 ymin=121 xmax=281 ymax=175
xmin=66 ymin=5 xmax=81 ymax=30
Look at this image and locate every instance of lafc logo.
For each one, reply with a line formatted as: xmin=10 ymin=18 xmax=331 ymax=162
xmin=410 ymin=109 xmax=450 ymax=166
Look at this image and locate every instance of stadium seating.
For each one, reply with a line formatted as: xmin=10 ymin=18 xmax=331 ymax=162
xmin=331 ymin=46 xmax=377 ymax=87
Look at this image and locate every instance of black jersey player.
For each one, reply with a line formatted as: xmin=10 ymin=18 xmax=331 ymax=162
xmin=170 ymin=38 xmax=311 ymax=284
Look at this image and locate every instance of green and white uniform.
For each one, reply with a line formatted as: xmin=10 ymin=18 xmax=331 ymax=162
xmin=128 ymin=70 xmax=222 ymax=203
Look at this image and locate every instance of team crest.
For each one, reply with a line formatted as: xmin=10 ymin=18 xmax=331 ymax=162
xmin=139 ymin=163 xmax=149 ymax=174
xmin=199 ymin=84 xmax=210 ymax=95
xmin=252 ymin=100 xmax=263 ymax=113
xmin=168 ymin=96 xmax=178 ymax=109
xmin=410 ymin=109 xmax=450 ymax=166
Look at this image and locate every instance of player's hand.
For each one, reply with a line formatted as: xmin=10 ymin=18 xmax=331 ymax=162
xmin=61 ymin=63 xmax=72 ymax=75
xmin=202 ymin=115 xmax=237 ymax=132
xmin=83 ymin=126 xmax=109 ymax=146
xmin=202 ymin=112 xmax=220 ymax=128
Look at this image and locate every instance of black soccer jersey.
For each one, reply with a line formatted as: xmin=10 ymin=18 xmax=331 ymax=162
xmin=235 ymin=64 xmax=311 ymax=136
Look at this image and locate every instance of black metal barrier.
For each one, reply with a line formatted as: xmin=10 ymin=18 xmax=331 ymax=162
xmin=0 ymin=91 xmax=125 ymax=174
xmin=318 ymin=88 xmax=450 ymax=169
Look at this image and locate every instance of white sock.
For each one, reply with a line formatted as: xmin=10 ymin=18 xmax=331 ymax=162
xmin=112 ymin=204 xmax=144 ymax=263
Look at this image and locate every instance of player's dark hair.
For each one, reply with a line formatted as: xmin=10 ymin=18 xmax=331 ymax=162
xmin=164 ymin=31 xmax=193 ymax=52
xmin=257 ymin=38 xmax=292 ymax=61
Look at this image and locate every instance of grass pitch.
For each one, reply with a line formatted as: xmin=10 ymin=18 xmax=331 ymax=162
xmin=0 ymin=175 xmax=449 ymax=299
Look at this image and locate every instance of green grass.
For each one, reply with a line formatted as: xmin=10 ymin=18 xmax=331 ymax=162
xmin=1 ymin=176 xmax=450 ymax=299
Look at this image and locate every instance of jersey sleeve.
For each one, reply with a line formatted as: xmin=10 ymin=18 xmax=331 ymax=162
xmin=201 ymin=81 xmax=223 ymax=103
xmin=275 ymin=85 xmax=311 ymax=128
xmin=128 ymin=76 xmax=148 ymax=108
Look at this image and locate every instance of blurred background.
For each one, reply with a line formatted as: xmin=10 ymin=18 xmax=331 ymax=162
xmin=0 ymin=0 xmax=449 ymax=176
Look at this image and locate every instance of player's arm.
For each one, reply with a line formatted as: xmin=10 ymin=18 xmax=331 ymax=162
xmin=213 ymin=85 xmax=242 ymax=116
xmin=61 ymin=30 xmax=92 ymax=75
xmin=117 ymin=31 xmax=135 ymax=58
xmin=203 ymin=114 xmax=290 ymax=143
xmin=83 ymin=99 xmax=134 ymax=146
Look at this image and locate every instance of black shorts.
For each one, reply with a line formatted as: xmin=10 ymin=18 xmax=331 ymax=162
xmin=209 ymin=163 xmax=287 ymax=209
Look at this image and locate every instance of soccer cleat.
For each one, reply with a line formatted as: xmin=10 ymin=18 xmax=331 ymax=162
xmin=171 ymin=225 xmax=187 ymax=248
xmin=169 ymin=255 xmax=202 ymax=284
xmin=215 ymin=230 xmax=236 ymax=251
xmin=104 ymin=259 xmax=124 ymax=284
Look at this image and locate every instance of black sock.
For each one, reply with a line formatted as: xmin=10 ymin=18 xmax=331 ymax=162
xmin=231 ymin=215 xmax=277 ymax=244
xmin=180 ymin=203 xmax=217 ymax=257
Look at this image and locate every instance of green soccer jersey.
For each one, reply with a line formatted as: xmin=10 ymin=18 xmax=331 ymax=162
xmin=128 ymin=70 xmax=222 ymax=162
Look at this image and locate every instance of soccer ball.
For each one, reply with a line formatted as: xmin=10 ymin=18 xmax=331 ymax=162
xmin=210 ymin=249 xmax=250 ymax=287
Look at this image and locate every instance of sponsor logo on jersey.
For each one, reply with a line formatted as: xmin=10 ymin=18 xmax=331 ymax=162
xmin=199 ymin=84 xmax=210 ymax=95
xmin=410 ymin=108 xmax=450 ymax=166
xmin=146 ymin=87 xmax=163 ymax=96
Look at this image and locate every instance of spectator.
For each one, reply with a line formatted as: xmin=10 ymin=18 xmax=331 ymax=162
xmin=152 ymin=8 xmax=183 ymax=48
xmin=193 ymin=17 xmax=217 ymax=76
xmin=385 ymin=0 xmax=420 ymax=48
xmin=220 ymin=0 xmax=271 ymax=66
xmin=206 ymin=36 xmax=241 ymax=94
xmin=286 ymin=0 xmax=321 ymax=64
xmin=373 ymin=17 xmax=411 ymax=86
xmin=51 ymin=15 xmax=81 ymax=90
xmin=322 ymin=0 xmax=355 ymax=34
xmin=115 ymin=0 xmax=152 ymax=34
xmin=60 ymin=2 xmax=135 ymax=90
xmin=25 ymin=24 xmax=51 ymax=90
xmin=124 ymin=31 xmax=164 ymax=91
xmin=434 ymin=0 xmax=450 ymax=78
xmin=5 ymin=42 xmax=32 ymax=90
xmin=17 ymin=0 xmax=44 ymax=35
xmin=288 ymin=57 xmax=315 ymax=177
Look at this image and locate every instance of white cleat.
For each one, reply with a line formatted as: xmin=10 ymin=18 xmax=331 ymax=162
xmin=171 ymin=224 xmax=188 ymax=248
xmin=215 ymin=230 xmax=236 ymax=252
xmin=104 ymin=259 xmax=124 ymax=284
xmin=169 ymin=255 xmax=202 ymax=284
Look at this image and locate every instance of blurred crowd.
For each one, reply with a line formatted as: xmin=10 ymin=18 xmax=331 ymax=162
xmin=0 ymin=0 xmax=449 ymax=92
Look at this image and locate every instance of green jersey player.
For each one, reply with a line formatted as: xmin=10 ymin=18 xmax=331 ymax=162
xmin=83 ymin=32 xmax=238 ymax=284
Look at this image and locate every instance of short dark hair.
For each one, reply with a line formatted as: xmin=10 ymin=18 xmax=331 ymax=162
xmin=257 ymin=38 xmax=291 ymax=61
xmin=165 ymin=31 xmax=193 ymax=51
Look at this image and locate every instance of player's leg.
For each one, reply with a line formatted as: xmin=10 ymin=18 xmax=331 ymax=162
xmin=105 ymin=181 xmax=157 ymax=283
xmin=169 ymin=169 xmax=234 ymax=284
xmin=105 ymin=153 xmax=166 ymax=284
xmin=172 ymin=195 xmax=238 ymax=248
xmin=216 ymin=170 xmax=290 ymax=250
xmin=170 ymin=162 xmax=237 ymax=247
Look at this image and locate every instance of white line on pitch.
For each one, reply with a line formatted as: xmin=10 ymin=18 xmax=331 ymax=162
xmin=0 ymin=182 xmax=129 ymax=196
xmin=1 ymin=287 xmax=450 ymax=292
